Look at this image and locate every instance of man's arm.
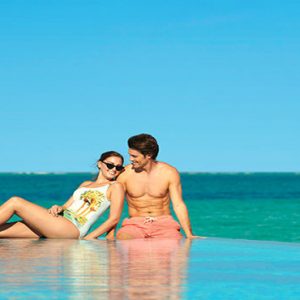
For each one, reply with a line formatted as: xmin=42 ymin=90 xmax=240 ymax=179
xmin=168 ymin=168 xmax=198 ymax=238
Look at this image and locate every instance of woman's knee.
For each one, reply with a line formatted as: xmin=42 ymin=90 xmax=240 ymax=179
xmin=7 ymin=196 xmax=25 ymax=209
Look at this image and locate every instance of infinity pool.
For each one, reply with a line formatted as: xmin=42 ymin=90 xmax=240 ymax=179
xmin=0 ymin=238 xmax=299 ymax=299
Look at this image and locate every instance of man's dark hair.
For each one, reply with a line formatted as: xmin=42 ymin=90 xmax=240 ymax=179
xmin=128 ymin=134 xmax=159 ymax=159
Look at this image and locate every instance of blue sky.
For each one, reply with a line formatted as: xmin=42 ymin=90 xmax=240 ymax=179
xmin=0 ymin=1 xmax=299 ymax=172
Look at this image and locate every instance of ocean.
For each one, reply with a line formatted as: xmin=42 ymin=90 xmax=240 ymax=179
xmin=1 ymin=173 xmax=300 ymax=299
xmin=0 ymin=172 xmax=299 ymax=243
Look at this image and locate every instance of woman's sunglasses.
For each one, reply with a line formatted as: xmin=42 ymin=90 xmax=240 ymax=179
xmin=102 ymin=161 xmax=124 ymax=171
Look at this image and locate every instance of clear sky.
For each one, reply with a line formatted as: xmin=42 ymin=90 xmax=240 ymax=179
xmin=0 ymin=1 xmax=299 ymax=172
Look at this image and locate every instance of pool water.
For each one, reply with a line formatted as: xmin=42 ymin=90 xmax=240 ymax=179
xmin=0 ymin=238 xmax=299 ymax=299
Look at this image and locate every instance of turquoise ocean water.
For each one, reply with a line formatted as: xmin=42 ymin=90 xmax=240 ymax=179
xmin=1 ymin=173 xmax=300 ymax=299
xmin=0 ymin=172 xmax=299 ymax=243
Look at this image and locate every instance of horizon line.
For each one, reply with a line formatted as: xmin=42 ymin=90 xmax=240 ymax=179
xmin=0 ymin=171 xmax=299 ymax=175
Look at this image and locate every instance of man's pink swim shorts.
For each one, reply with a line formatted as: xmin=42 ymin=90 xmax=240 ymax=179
xmin=117 ymin=215 xmax=183 ymax=239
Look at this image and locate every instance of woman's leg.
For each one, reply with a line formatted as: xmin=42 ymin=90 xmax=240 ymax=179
xmin=0 ymin=221 xmax=40 ymax=238
xmin=0 ymin=196 xmax=80 ymax=238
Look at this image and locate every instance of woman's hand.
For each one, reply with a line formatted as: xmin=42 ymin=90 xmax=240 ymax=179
xmin=83 ymin=235 xmax=97 ymax=240
xmin=48 ymin=205 xmax=64 ymax=217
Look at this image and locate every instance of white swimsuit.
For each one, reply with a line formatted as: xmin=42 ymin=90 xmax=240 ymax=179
xmin=63 ymin=184 xmax=111 ymax=238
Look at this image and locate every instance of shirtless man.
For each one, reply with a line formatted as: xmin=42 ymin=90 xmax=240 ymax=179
xmin=116 ymin=134 xmax=197 ymax=239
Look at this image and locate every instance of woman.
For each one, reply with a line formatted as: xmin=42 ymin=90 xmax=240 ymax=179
xmin=0 ymin=151 xmax=125 ymax=240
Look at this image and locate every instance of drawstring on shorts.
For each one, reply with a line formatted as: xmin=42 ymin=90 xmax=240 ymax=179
xmin=143 ymin=216 xmax=157 ymax=224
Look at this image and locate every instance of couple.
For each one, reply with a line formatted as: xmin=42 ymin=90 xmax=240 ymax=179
xmin=0 ymin=134 xmax=197 ymax=240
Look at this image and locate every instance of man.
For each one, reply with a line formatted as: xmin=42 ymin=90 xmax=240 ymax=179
xmin=116 ymin=133 xmax=197 ymax=239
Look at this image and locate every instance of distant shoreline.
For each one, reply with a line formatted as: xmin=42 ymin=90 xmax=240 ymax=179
xmin=0 ymin=172 xmax=299 ymax=175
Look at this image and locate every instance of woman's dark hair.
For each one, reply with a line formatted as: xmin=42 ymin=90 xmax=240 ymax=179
xmin=128 ymin=133 xmax=159 ymax=159
xmin=98 ymin=151 xmax=124 ymax=164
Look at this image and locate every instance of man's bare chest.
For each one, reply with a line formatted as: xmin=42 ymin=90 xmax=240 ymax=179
xmin=126 ymin=176 xmax=169 ymax=198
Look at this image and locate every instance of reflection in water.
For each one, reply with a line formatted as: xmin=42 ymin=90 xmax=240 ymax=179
xmin=114 ymin=239 xmax=191 ymax=299
xmin=0 ymin=239 xmax=191 ymax=299
xmin=110 ymin=239 xmax=189 ymax=299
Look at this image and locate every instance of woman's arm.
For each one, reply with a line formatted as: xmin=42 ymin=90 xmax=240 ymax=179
xmin=84 ymin=183 xmax=124 ymax=240
xmin=105 ymin=226 xmax=117 ymax=240
xmin=48 ymin=180 xmax=92 ymax=217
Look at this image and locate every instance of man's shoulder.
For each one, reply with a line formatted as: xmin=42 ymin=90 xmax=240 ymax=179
xmin=116 ymin=164 xmax=132 ymax=182
xmin=156 ymin=161 xmax=178 ymax=173
xmin=153 ymin=162 xmax=181 ymax=186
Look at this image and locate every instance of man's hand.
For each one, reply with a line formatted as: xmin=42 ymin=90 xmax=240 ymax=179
xmin=186 ymin=235 xmax=206 ymax=239
xmin=48 ymin=205 xmax=63 ymax=217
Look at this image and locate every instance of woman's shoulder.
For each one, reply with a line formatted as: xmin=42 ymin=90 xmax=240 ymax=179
xmin=108 ymin=181 xmax=124 ymax=192
xmin=79 ymin=180 xmax=93 ymax=188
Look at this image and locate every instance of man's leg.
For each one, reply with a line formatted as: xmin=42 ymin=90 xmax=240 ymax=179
xmin=151 ymin=216 xmax=183 ymax=239
xmin=116 ymin=218 xmax=146 ymax=240
xmin=116 ymin=226 xmax=146 ymax=240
